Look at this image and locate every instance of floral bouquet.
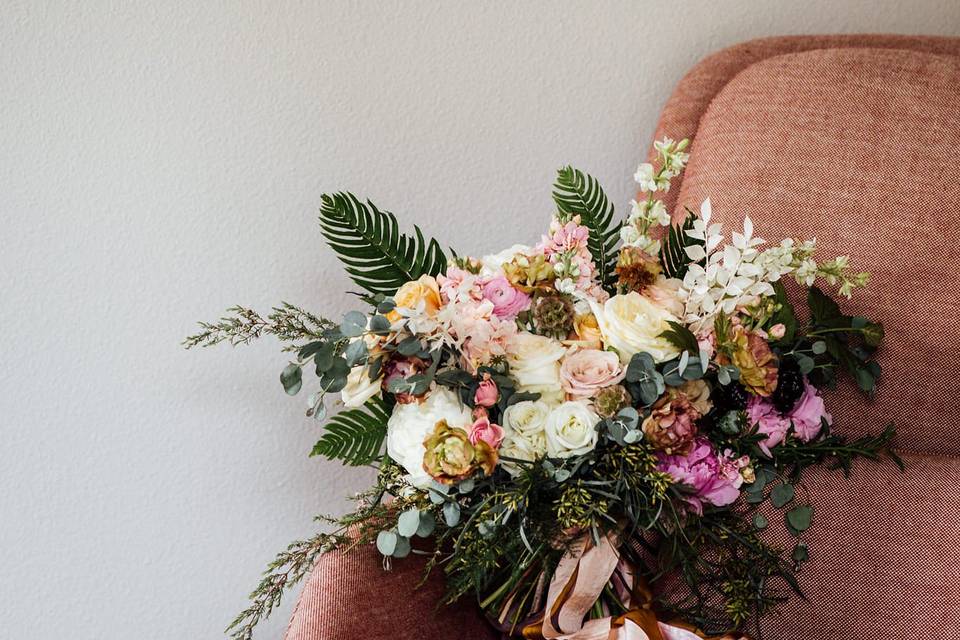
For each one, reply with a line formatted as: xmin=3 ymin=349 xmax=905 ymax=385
xmin=186 ymin=139 xmax=899 ymax=640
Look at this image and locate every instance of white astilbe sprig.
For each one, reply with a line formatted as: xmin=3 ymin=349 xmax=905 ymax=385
xmin=678 ymin=199 xmax=868 ymax=331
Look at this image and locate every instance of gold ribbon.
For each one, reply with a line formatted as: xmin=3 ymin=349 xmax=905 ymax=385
xmin=513 ymin=534 xmax=747 ymax=640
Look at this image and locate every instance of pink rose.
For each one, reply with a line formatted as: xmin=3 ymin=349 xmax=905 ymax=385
xmin=559 ymin=348 xmax=626 ymax=399
xmin=468 ymin=416 xmax=504 ymax=449
xmin=768 ymin=323 xmax=786 ymax=340
xmin=473 ymin=376 xmax=499 ymax=408
xmin=746 ymin=395 xmax=791 ymax=456
xmin=481 ymin=276 xmax=530 ymax=319
xmin=789 ymin=380 xmax=831 ymax=442
xmin=657 ymin=439 xmax=741 ymax=514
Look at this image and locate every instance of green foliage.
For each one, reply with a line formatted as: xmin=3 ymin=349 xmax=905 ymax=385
xmin=310 ymin=396 xmax=391 ymax=465
xmin=805 ymin=287 xmax=884 ymax=393
xmin=552 ymin=167 xmax=620 ymax=292
xmin=660 ymin=320 xmax=700 ymax=353
xmin=319 ymin=192 xmax=447 ymax=296
xmin=183 ymin=303 xmax=333 ymax=350
xmin=659 ymin=211 xmax=703 ymax=279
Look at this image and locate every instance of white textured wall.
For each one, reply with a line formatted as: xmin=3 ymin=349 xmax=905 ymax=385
xmin=2 ymin=2 xmax=958 ymax=638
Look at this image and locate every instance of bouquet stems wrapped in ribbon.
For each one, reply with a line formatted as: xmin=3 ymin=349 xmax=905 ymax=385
xmin=187 ymin=138 xmax=900 ymax=640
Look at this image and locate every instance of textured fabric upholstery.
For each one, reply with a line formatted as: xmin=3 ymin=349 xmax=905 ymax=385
xmin=285 ymin=36 xmax=960 ymax=639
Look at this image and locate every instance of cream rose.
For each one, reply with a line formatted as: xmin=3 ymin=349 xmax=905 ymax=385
xmin=507 ymin=332 xmax=568 ymax=397
xmin=544 ymin=400 xmax=600 ymax=458
xmin=386 ymin=387 xmax=472 ymax=488
xmin=498 ymin=432 xmax=541 ymax=476
xmin=340 ymin=365 xmax=382 ymax=408
xmin=502 ymin=400 xmax=551 ymax=449
xmin=589 ymin=291 xmax=681 ymax=364
xmin=559 ymin=348 xmax=625 ymax=399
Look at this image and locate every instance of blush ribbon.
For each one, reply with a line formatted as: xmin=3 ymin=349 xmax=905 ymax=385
xmin=514 ymin=533 xmax=748 ymax=640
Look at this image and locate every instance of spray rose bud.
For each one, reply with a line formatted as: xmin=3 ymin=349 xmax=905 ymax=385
xmin=768 ymin=323 xmax=786 ymax=340
xmin=473 ymin=376 xmax=499 ymax=408
xmin=468 ymin=416 xmax=505 ymax=449
xmin=422 ymin=420 xmax=498 ymax=484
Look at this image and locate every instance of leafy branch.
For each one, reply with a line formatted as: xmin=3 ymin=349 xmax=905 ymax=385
xmin=660 ymin=211 xmax=703 ymax=279
xmin=552 ymin=167 xmax=620 ymax=292
xmin=319 ymin=192 xmax=447 ymax=296
xmin=310 ymin=396 xmax=392 ymax=466
xmin=183 ymin=303 xmax=333 ymax=350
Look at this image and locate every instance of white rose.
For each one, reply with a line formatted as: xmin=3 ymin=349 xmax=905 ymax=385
xmin=498 ymin=432 xmax=541 ymax=476
xmin=503 ymin=400 xmax=551 ymax=448
xmin=507 ymin=332 xmax=568 ymax=396
xmin=544 ymin=400 xmax=600 ymax=458
xmin=589 ymin=292 xmax=681 ymax=364
xmin=386 ymin=387 xmax=472 ymax=488
xmin=340 ymin=365 xmax=382 ymax=408
xmin=480 ymin=243 xmax=530 ymax=276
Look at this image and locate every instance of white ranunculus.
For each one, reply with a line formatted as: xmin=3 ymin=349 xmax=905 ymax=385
xmin=589 ymin=292 xmax=681 ymax=364
xmin=507 ymin=332 xmax=568 ymax=396
xmin=545 ymin=401 xmax=600 ymax=458
xmin=340 ymin=365 xmax=382 ymax=408
xmin=386 ymin=388 xmax=472 ymax=488
xmin=480 ymin=243 xmax=530 ymax=276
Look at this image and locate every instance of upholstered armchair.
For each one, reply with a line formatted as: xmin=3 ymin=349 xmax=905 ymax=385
xmin=285 ymin=35 xmax=960 ymax=639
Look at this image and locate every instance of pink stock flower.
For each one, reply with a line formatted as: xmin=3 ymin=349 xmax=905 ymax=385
xmin=540 ymin=219 xmax=590 ymax=256
xmin=746 ymin=395 xmax=791 ymax=456
xmin=481 ymin=276 xmax=531 ymax=319
xmin=468 ymin=416 xmax=505 ymax=449
xmin=657 ymin=438 xmax=741 ymax=514
xmin=473 ymin=376 xmax=499 ymax=408
xmin=789 ymin=380 xmax=832 ymax=442
xmin=437 ymin=267 xmax=481 ymax=303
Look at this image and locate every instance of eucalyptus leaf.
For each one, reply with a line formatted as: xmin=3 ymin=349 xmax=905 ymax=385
xmin=314 ymin=342 xmax=336 ymax=373
xmin=344 ymin=339 xmax=368 ymax=366
xmin=771 ymin=483 xmax=795 ymax=508
xmin=376 ymin=530 xmax=397 ymax=556
xmin=397 ymin=509 xmax=421 ymax=537
xmin=392 ymin=535 xmax=411 ymax=558
xmin=443 ymin=501 xmax=461 ymax=527
xmin=752 ymin=513 xmax=768 ymax=530
xmin=340 ymin=310 xmax=367 ymax=338
xmin=416 ymin=512 xmax=436 ymax=537
xmin=280 ymin=364 xmax=303 ymax=396
xmin=786 ymin=505 xmax=813 ymax=532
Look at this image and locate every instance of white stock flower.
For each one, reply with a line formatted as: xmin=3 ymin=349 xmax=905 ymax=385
xmin=633 ymin=163 xmax=658 ymax=191
xmin=589 ymin=292 xmax=681 ymax=364
xmin=507 ymin=332 xmax=568 ymax=396
xmin=340 ymin=365 xmax=382 ymax=408
xmin=544 ymin=401 xmax=600 ymax=458
xmin=386 ymin=387 xmax=472 ymax=488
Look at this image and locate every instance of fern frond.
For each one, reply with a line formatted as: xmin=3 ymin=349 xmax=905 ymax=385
xmin=552 ymin=167 xmax=620 ymax=292
xmin=310 ymin=396 xmax=391 ymax=465
xmin=319 ymin=193 xmax=447 ymax=296
xmin=659 ymin=211 xmax=703 ymax=279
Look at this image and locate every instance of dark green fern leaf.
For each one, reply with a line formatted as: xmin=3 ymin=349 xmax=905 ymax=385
xmin=310 ymin=396 xmax=391 ymax=465
xmin=552 ymin=167 xmax=620 ymax=292
xmin=660 ymin=210 xmax=704 ymax=279
xmin=319 ymin=192 xmax=448 ymax=296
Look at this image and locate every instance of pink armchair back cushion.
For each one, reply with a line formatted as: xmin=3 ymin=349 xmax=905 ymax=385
xmin=286 ymin=35 xmax=960 ymax=640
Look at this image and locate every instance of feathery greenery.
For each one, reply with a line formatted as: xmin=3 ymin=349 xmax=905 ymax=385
xmin=552 ymin=167 xmax=620 ymax=292
xmin=182 ymin=303 xmax=333 ymax=351
xmin=310 ymin=396 xmax=391 ymax=465
xmin=319 ymin=192 xmax=447 ymax=296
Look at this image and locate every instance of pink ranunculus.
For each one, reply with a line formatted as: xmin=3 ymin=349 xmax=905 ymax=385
xmin=481 ymin=276 xmax=530 ymax=319
xmin=789 ymin=380 xmax=832 ymax=442
xmin=559 ymin=348 xmax=626 ymax=399
xmin=468 ymin=416 xmax=505 ymax=449
xmin=473 ymin=376 xmax=499 ymax=408
xmin=657 ymin=438 xmax=741 ymax=514
xmin=746 ymin=395 xmax=791 ymax=456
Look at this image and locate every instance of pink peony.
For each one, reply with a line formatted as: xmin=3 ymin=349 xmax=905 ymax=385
xmin=481 ymin=276 xmax=531 ymax=319
xmin=657 ymin=438 xmax=741 ymax=514
xmin=789 ymin=380 xmax=832 ymax=442
xmin=473 ymin=376 xmax=499 ymax=408
xmin=559 ymin=348 xmax=626 ymax=399
xmin=746 ymin=395 xmax=791 ymax=456
xmin=468 ymin=416 xmax=505 ymax=449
